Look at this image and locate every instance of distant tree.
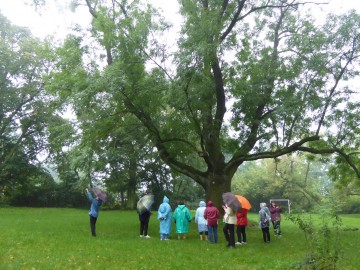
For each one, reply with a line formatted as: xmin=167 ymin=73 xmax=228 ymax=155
xmin=0 ymin=13 xmax=56 ymax=197
xmin=232 ymin=154 xmax=333 ymax=212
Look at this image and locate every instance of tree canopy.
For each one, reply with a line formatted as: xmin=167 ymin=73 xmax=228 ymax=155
xmin=2 ymin=1 xmax=360 ymax=209
xmin=38 ymin=0 xmax=360 ymax=209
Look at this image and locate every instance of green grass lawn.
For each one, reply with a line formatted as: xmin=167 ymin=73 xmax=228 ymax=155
xmin=1 ymin=208 xmax=359 ymax=270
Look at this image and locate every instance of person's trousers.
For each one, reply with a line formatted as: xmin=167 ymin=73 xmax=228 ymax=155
xmin=272 ymin=220 xmax=281 ymax=235
xmin=261 ymin=227 xmax=270 ymax=242
xmin=223 ymin=223 xmax=235 ymax=247
xmin=236 ymin=225 xmax=246 ymax=243
xmin=90 ymin=215 xmax=97 ymax=236
xmin=140 ymin=220 xmax=149 ymax=236
xmin=207 ymin=225 xmax=218 ymax=243
xmin=160 ymin=233 xmax=169 ymax=240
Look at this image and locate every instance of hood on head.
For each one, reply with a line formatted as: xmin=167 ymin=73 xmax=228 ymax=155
xmin=207 ymin=201 xmax=214 ymax=207
xmin=260 ymin=202 xmax=267 ymax=208
xmin=163 ymin=196 xmax=169 ymax=203
xmin=199 ymin=201 xmax=206 ymax=207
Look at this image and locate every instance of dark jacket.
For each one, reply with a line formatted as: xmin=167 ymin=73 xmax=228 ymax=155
xmin=139 ymin=210 xmax=151 ymax=222
xmin=86 ymin=191 xmax=102 ymax=218
xmin=204 ymin=201 xmax=220 ymax=226
xmin=269 ymin=205 xmax=282 ymax=221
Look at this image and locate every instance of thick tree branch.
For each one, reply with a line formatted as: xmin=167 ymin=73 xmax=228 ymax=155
xmin=316 ymin=37 xmax=358 ymax=135
xmin=212 ymin=56 xmax=226 ymax=130
xmin=121 ymin=90 xmax=207 ymax=187
xmin=297 ymin=146 xmax=360 ymax=178
xmin=227 ymin=135 xmax=320 ymax=171
xmin=233 ymin=8 xmax=285 ymax=160
xmin=220 ymin=0 xmax=245 ymax=42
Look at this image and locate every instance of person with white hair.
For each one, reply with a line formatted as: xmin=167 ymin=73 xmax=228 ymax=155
xmin=258 ymin=202 xmax=271 ymax=243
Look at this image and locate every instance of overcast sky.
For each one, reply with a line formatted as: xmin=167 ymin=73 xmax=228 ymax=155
xmin=0 ymin=0 xmax=359 ymax=39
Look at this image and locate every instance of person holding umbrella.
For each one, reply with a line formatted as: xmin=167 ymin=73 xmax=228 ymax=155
xmin=222 ymin=204 xmax=236 ymax=248
xmin=235 ymin=208 xmax=248 ymax=245
xmin=222 ymin=192 xmax=240 ymax=248
xmin=137 ymin=193 xmax=154 ymax=238
xmin=234 ymin=195 xmax=251 ymax=245
xmin=85 ymin=188 xmax=104 ymax=237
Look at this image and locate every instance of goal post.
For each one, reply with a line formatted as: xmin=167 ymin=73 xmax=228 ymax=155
xmin=269 ymin=199 xmax=291 ymax=214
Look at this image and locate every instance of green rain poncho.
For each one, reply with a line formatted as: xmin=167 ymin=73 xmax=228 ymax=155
xmin=173 ymin=204 xmax=192 ymax=234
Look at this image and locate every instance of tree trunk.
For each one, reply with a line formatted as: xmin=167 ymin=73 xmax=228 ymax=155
xmin=126 ymin=157 xmax=138 ymax=209
xmin=205 ymin=173 xmax=232 ymax=212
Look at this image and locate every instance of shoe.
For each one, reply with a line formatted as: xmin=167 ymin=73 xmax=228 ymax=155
xmin=235 ymin=242 xmax=242 ymax=245
xmin=140 ymin=235 xmax=143 ymax=238
xmin=241 ymin=242 xmax=247 ymax=245
xmin=164 ymin=238 xmax=170 ymax=240
xmin=145 ymin=235 xmax=151 ymax=238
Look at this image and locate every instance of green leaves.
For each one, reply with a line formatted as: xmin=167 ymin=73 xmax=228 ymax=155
xmin=13 ymin=0 xmax=359 ymax=205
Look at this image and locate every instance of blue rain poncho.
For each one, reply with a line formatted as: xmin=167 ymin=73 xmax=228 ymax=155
xmin=158 ymin=196 xmax=172 ymax=235
xmin=173 ymin=204 xmax=192 ymax=234
xmin=195 ymin=201 xmax=208 ymax=232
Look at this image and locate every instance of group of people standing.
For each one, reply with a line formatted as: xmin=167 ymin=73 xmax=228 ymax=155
xmin=156 ymin=197 xmax=224 ymax=243
xmin=147 ymin=196 xmax=257 ymax=247
xmin=85 ymin=189 xmax=282 ymax=245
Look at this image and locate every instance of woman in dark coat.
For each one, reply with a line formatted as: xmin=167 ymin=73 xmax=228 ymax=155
xmin=139 ymin=210 xmax=151 ymax=238
xmin=270 ymin=201 xmax=282 ymax=237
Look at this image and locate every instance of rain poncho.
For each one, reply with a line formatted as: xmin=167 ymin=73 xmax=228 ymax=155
xmin=204 ymin=201 xmax=220 ymax=226
xmin=158 ymin=196 xmax=172 ymax=235
xmin=259 ymin=205 xmax=271 ymax=229
xmin=173 ymin=204 xmax=192 ymax=234
xmin=195 ymin=201 xmax=208 ymax=232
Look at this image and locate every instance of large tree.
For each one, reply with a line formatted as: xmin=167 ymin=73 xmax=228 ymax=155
xmin=0 ymin=13 xmax=54 ymax=192
xmin=45 ymin=0 xmax=360 ymax=209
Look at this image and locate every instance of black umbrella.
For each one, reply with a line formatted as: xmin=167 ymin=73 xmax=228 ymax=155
xmin=222 ymin=192 xmax=242 ymax=212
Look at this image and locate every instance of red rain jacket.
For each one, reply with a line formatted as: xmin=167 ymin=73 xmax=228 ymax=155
xmin=236 ymin=208 xmax=248 ymax=226
xmin=204 ymin=201 xmax=220 ymax=226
